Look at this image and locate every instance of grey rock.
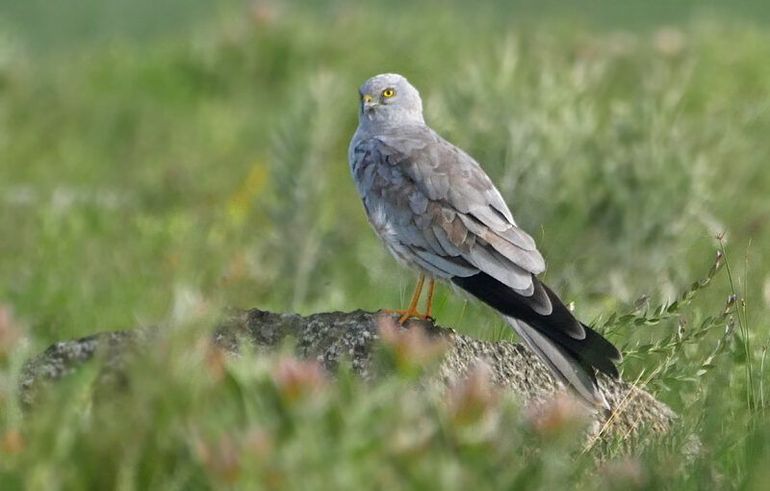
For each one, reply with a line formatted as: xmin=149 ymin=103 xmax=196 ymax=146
xmin=19 ymin=328 xmax=156 ymax=408
xmin=20 ymin=309 xmax=675 ymax=440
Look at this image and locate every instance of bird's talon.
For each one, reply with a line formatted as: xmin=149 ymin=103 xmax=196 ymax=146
xmin=380 ymin=309 xmax=430 ymax=325
xmin=398 ymin=310 xmax=424 ymax=324
xmin=402 ymin=313 xmax=435 ymax=324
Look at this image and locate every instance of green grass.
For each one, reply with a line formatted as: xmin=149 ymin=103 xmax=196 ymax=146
xmin=1 ymin=0 xmax=770 ymax=488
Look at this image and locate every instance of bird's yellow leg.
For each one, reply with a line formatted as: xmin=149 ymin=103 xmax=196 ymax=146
xmin=398 ymin=274 xmax=426 ymax=323
xmin=382 ymin=274 xmax=426 ymax=324
xmin=424 ymin=279 xmax=436 ymax=319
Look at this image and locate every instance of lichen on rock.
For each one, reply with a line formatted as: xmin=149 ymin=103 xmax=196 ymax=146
xmin=20 ymin=309 xmax=675 ymax=441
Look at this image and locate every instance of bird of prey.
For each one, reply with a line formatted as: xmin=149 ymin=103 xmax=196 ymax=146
xmin=348 ymin=73 xmax=621 ymax=409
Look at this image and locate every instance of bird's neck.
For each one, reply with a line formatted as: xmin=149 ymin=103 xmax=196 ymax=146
xmin=357 ymin=112 xmax=426 ymax=135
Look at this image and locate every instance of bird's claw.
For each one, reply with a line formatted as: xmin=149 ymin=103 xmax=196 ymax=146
xmin=381 ymin=309 xmax=433 ymax=325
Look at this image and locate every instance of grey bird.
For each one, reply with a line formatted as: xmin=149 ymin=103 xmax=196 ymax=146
xmin=348 ymin=73 xmax=621 ymax=409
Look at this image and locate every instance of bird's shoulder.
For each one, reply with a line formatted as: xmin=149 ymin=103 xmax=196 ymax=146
xmin=350 ymin=124 xmax=434 ymax=162
xmin=367 ymin=127 xmax=518 ymax=226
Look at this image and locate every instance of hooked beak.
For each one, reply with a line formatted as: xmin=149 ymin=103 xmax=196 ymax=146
xmin=362 ymin=94 xmax=378 ymax=112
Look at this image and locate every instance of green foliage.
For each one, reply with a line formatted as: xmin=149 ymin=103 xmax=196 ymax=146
xmin=1 ymin=0 xmax=770 ymax=488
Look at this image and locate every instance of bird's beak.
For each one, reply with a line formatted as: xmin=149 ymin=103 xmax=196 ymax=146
xmin=362 ymin=94 xmax=378 ymax=111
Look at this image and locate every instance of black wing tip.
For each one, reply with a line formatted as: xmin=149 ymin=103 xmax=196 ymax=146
xmin=580 ymin=323 xmax=623 ymax=375
xmin=453 ymin=272 xmax=623 ymax=380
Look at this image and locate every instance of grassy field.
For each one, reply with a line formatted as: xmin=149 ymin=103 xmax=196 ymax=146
xmin=1 ymin=0 xmax=770 ymax=488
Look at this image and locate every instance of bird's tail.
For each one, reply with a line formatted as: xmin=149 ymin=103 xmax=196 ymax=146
xmin=505 ymin=317 xmax=610 ymax=410
xmin=452 ymin=272 xmax=621 ymax=410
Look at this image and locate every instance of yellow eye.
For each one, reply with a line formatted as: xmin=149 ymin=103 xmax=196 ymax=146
xmin=382 ymin=88 xmax=396 ymax=98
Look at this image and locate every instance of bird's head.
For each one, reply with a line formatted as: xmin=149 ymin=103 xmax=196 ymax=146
xmin=357 ymin=73 xmax=424 ymax=126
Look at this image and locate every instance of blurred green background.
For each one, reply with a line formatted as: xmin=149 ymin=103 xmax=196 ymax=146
xmin=1 ymin=0 xmax=770 ymax=489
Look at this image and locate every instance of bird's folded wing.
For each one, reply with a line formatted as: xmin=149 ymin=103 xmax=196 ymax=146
xmin=368 ymin=130 xmax=552 ymax=312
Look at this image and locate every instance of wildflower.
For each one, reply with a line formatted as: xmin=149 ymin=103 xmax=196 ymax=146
xmin=271 ymin=357 xmax=327 ymax=404
xmin=1 ymin=429 xmax=24 ymax=454
xmin=0 ymin=305 xmax=22 ymax=364
xmin=446 ymin=362 xmax=498 ymax=426
xmin=600 ymin=457 xmax=649 ymax=489
xmin=203 ymin=341 xmax=228 ymax=382
xmin=524 ymin=394 xmax=589 ymax=440
xmin=195 ymin=434 xmax=241 ymax=484
xmin=377 ymin=315 xmax=447 ymax=372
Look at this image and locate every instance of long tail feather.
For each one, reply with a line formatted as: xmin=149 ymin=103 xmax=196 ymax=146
xmin=506 ymin=317 xmax=610 ymax=409
xmin=452 ymin=272 xmax=620 ymax=408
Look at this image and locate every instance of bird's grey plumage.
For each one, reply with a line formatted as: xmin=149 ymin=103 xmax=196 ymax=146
xmin=349 ymin=73 xmax=621 ymax=409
